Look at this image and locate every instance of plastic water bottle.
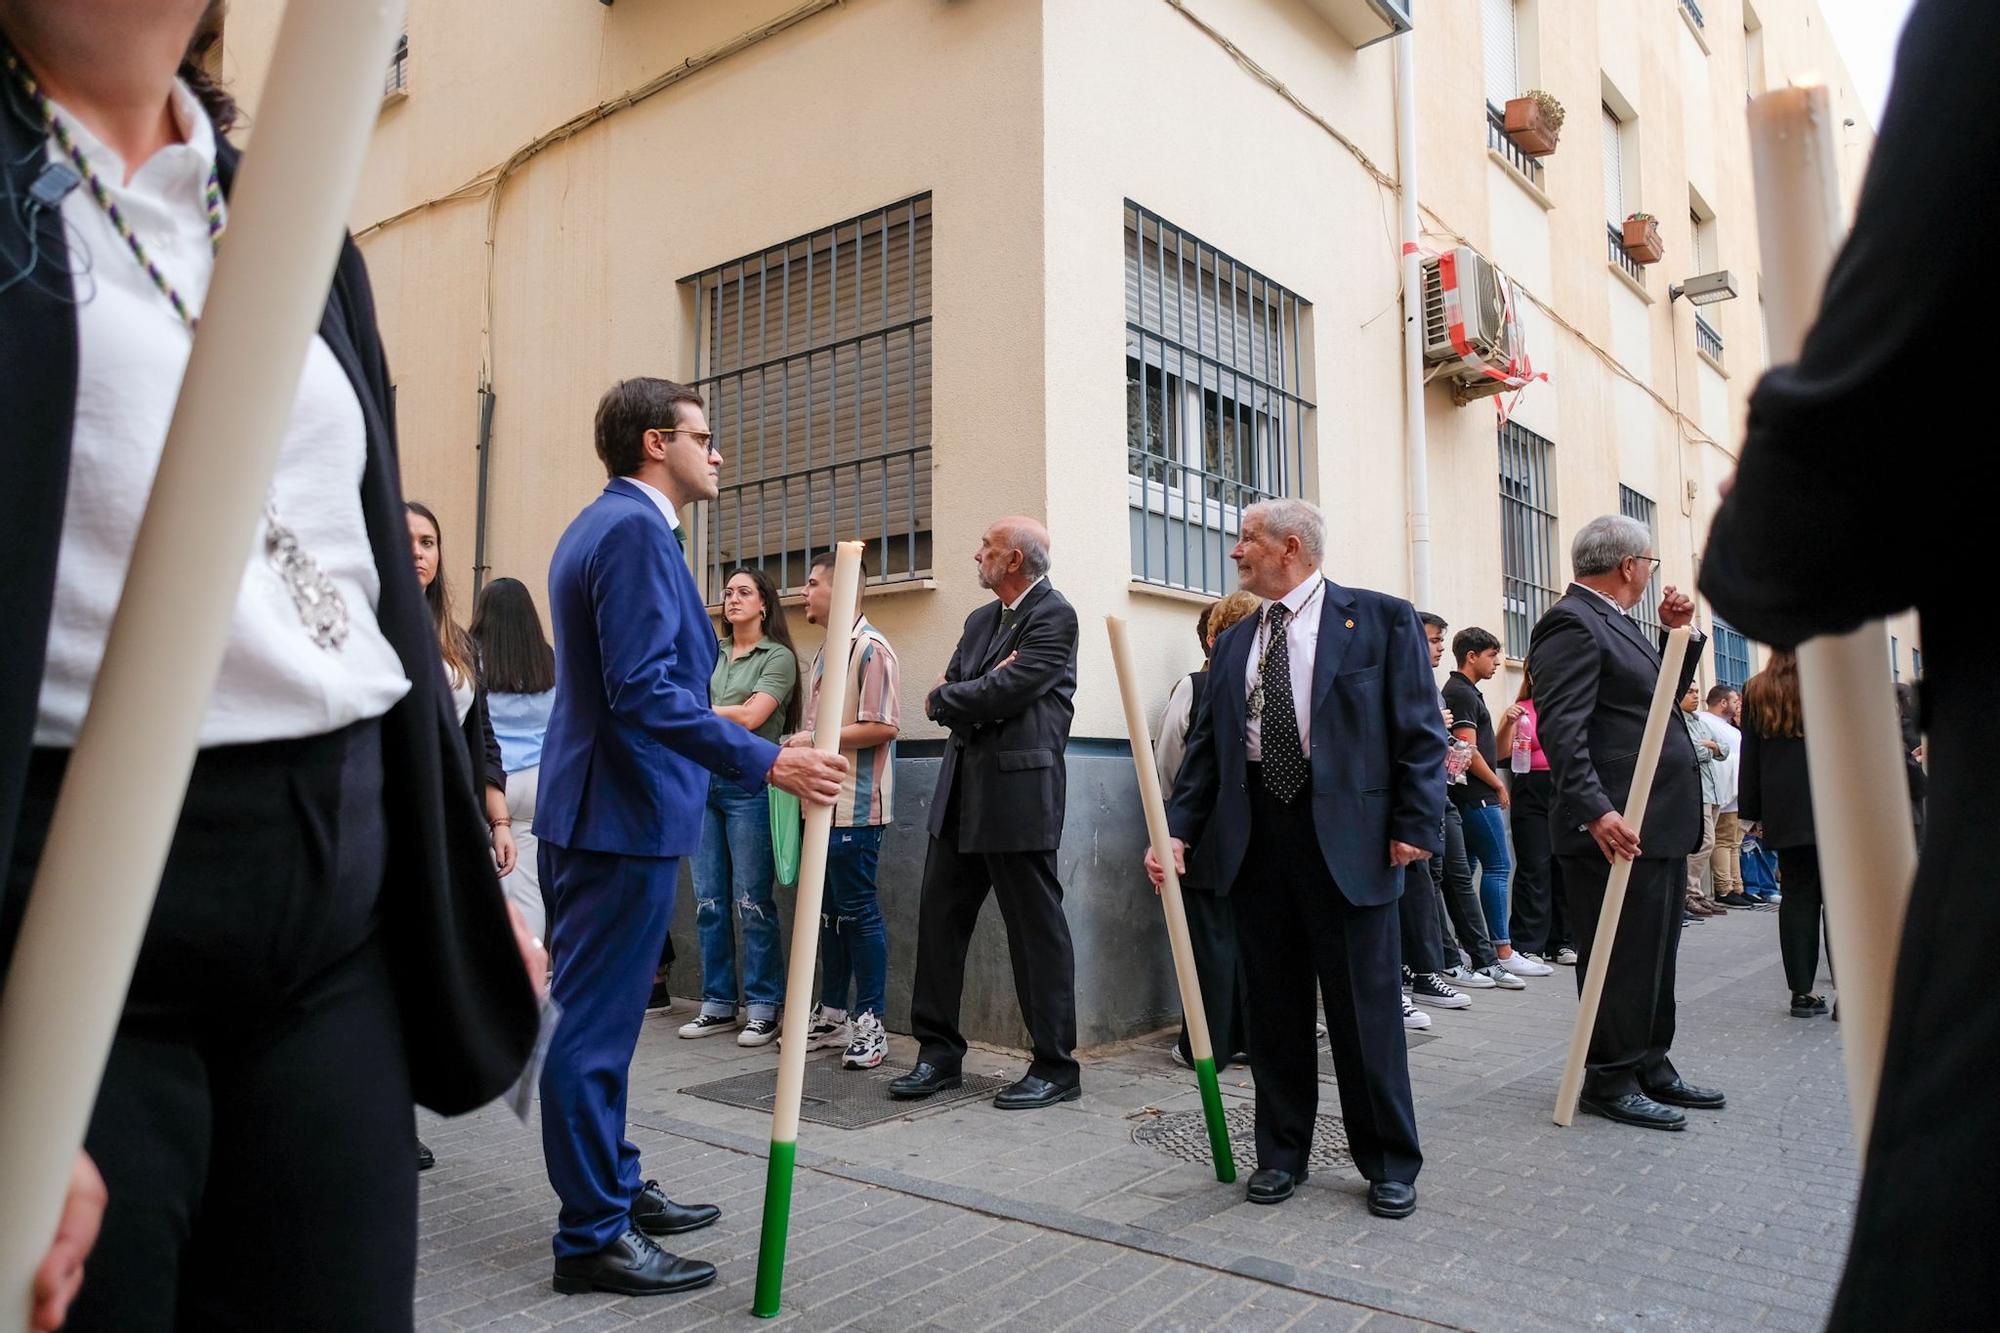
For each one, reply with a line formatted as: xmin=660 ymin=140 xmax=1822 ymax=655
xmin=1510 ymin=718 xmax=1533 ymax=774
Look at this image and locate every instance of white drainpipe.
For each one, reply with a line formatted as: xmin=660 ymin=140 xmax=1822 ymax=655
xmin=1394 ymin=30 xmax=1432 ymax=611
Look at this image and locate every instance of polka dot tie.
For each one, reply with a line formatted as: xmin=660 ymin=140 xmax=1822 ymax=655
xmin=1259 ymin=603 xmax=1308 ymax=802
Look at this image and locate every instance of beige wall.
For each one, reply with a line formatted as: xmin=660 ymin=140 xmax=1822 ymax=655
xmin=217 ymin=0 xmax=1918 ymax=741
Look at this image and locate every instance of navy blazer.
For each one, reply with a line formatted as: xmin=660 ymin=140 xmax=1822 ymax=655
xmin=537 ymin=479 xmax=778 ymax=858
xmin=1166 ymin=580 xmax=1446 ymax=906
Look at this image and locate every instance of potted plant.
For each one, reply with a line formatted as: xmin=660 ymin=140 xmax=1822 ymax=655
xmin=1503 ymin=90 xmax=1565 ymax=157
xmin=1621 ymin=212 xmax=1665 ymax=264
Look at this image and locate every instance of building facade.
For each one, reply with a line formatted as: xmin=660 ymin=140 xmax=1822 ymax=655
xmin=217 ymin=0 xmax=1919 ymax=1045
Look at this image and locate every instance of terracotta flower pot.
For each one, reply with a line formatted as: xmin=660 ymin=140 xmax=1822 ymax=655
xmin=1503 ymin=96 xmax=1560 ymax=157
xmin=1621 ymin=217 xmax=1665 ymax=264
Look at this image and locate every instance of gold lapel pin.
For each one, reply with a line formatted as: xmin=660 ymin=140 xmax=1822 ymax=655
xmin=1344 ymin=619 xmax=1355 ymax=629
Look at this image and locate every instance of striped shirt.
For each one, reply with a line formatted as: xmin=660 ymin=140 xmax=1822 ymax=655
xmin=805 ymin=617 xmax=901 ymax=827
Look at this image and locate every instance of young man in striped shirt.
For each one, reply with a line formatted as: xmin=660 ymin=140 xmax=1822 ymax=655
xmin=785 ymin=550 xmax=902 ymax=1069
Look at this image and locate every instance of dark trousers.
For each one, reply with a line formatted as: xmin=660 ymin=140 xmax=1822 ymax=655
xmin=1173 ymin=886 xmax=1248 ymax=1071
xmin=1396 ymin=858 xmax=1447 ymax=975
xmin=910 ymin=835 xmax=1079 ymax=1084
xmin=1559 ymin=853 xmax=1683 ymax=1098
xmin=1433 ymin=805 xmax=1496 ymax=969
xmin=1232 ymin=776 xmax=1421 ymax=1184
xmin=539 ymin=841 xmax=679 ymax=1257
xmin=1507 ymin=771 xmax=1559 ymax=953
xmin=1775 ymin=843 xmax=1825 ymax=995
xmin=2 ymin=720 xmax=414 ymax=1332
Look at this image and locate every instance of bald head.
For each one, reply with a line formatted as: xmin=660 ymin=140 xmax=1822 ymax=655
xmin=975 ymin=515 xmax=1052 ymax=602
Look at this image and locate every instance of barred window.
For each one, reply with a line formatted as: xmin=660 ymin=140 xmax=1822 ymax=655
xmin=684 ymin=194 xmax=932 ymax=596
xmin=1618 ymin=485 xmax=1664 ymax=642
xmin=1712 ymin=615 xmax=1750 ymax=689
xmin=1498 ymin=422 xmax=1558 ymax=657
xmin=1125 ymin=202 xmax=1313 ymax=596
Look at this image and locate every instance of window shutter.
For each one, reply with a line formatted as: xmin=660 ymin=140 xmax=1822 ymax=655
xmin=1602 ymin=106 xmax=1625 ymax=225
xmin=1483 ymin=0 xmax=1519 ymax=111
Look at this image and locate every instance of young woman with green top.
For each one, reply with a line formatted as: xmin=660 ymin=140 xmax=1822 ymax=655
xmin=679 ymin=567 xmax=802 ymax=1047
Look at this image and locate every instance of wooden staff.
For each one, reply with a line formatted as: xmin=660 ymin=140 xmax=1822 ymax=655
xmin=1105 ymin=617 xmax=1236 ymax=1183
xmin=1748 ymin=85 xmax=1917 ymax=1151
xmin=753 ymin=540 xmax=863 ymax=1318
xmin=0 ymin=4 xmax=409 ymax=1326
xmin=1553 ymin=626 xmax=1692 ymax=1126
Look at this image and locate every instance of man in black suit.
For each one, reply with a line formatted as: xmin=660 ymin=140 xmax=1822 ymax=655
xmin=1150 ymin=499 xmax=1445 ymax=1219
xmin=1527 ymin=514 xmax=1721 ymax=1132
xmin=891 ymin=517 xmax=1082 ymax=1110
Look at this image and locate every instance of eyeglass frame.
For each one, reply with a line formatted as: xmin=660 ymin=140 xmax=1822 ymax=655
xmin=648 ymin=424 xmax=716 ymax=448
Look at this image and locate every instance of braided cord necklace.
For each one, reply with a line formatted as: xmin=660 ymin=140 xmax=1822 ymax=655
xmin=6 ymin=50 xmax=350 ymax=652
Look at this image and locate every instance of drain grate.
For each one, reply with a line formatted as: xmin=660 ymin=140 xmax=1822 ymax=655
xmin=1133 ymin=1103 xmax=1353 ymax=1172
xmin=678 ymin=1062 xmax=1012 ymax=1130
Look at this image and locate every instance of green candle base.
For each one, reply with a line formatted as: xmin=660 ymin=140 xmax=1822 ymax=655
xmin=751 ymin=1138 xmax=797 ymax=1317
xmin=1193 ymin=1056 xmax=1237 ymax=1184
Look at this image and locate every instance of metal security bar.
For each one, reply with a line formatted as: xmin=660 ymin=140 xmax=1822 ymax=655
xmin=1608 ymin=223 xmax=1644 ymax=285
xmin=1487 ymin=102 xmax=1545 ymax=189
xmin=1695 ymin=313 xmax=1724 ymax=364
xmin=384 ymin=28 xmax=408 ymax=98
xmin=1712 ymin=615 xmax=1750 ymax=689
xmin=685 ymin=194 xmax=932 ymax=597
xmin=1618 ymin=485 xmax=1665 ymax=642
xmin=1499 ymin=422 xmax=1559 ymax=657
xmin=1126 ymin=202 xmax=1314 ymax=597
xmin=1680 ymin=0 xmax=1706 ymax=30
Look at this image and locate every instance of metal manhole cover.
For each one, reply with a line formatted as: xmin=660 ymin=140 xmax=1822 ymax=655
xmin=678 ymin=1062 xmax=1012 ymax=1130
xmin=1132 ymin=1104 xmax=1353 ymax=1172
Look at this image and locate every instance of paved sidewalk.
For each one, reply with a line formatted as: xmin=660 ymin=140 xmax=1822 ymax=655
xmin=415 ymin=905 xmax=1855 ymax=1331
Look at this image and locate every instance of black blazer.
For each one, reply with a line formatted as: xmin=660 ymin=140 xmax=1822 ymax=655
xmin=1166 ymin=582 xmax=1446 ymax=906
xmin=1738 ymin=727 xmax=1815 ymax=850
xmin=924 ymin=580 xmax=1078 ymax=854
xmin=1526 ymin=586 xmax=1707 ymax=861
xmin=0 ymin=98 xmax=537 ymax=1113
xmin=462 ymin=681 xmax=506 ymax=797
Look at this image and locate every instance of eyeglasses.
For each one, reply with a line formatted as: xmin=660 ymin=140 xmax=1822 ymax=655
xmin=651 ymin=425 xmax=715 ymax=447
xmin=1630 ymin=556 xmax=1662 ymax=571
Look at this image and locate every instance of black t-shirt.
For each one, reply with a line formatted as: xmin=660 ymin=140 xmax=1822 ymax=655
xmin=1441 ymin=673 xmax=1498 ymax=810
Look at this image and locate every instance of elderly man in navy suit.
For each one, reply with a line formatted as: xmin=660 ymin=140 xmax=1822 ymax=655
xmin=536 ymin=379 xmax=846 ymax=1298
xmin=1150 ymin=498 xmax=1445 ymax=1219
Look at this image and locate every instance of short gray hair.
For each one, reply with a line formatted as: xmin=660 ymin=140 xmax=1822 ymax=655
xmin=1571 ymin=514 xmax=1653 ymax=577
xmin=1002 ymin=519 xmax=1053 ymax=579
xmin=1244 ymin=498 xmax=1325 ymax=565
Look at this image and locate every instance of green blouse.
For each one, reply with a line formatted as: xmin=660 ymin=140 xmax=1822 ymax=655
xmin=710 ymin=635 xmax=798 ymax=746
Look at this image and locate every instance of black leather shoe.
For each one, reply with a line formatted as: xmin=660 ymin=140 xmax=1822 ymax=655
xmin=552 ymin=1229 xmax=716 ymax=1297
xmin=1246 ymin=1167 xmax=1307 ymax=1204
xmin=1642 ymin=1078 xmax=1726 ymax=1110
xmin=1579 ymin=1091 xmax=1686 ymax=1130
xmin=416 ymin=1140 xmax=435 ymax=1172
xmin=632 ymin=1181 xmax=720 ymax=1237
xmin=993 ymin=1075 xmax=1081 ymax=1110
xmin=888 ymin=1062 xmax=962 ymax=1100
xmin=1367 ymin=1180 xmax=1417 ymax=1219
xmin=1791 ymin=993 xmax=1829 ymax=1018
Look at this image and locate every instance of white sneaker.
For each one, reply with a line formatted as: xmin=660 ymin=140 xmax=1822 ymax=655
xmin=1446 ymin=965 xmax=1497 ymax=990
xmin=1479 ymin=964 xmax=1528 ymax=990
xmin=678 ymin=1013 xmax=739 ymax=1039
xmin=1555 ymin=947 xmax=1579 ymax=966
xmin=1499 ymin=952 xmax=1555 ymax=977
xmin=1409 ymin=971 xmax=1473 ymax=1009
xmin=1402 ymin=997 xmax=1432 ymax=1031
xmin=842 ymin=1012 xmax=887 ymax=1069
xmin=737 ymin=1018 xmax=780 ymax=1047
xmin=782 ymin=1006 xmax=849 ymax=1053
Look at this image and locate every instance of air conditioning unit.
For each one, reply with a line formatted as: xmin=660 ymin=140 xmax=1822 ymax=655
xmin=1421 ymin=247 xmax=1504 ymax=364
xmin=1300 ymin=0 xmax=1414 ymax=50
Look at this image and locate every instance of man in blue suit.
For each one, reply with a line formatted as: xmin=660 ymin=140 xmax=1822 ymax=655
xmin=537 ymin=379 xmax=846 ymax=1298
xmin=1150 ymin=498 xmax=1445 ymax=1219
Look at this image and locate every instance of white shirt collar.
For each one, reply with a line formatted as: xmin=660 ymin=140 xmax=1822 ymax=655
xmin=624 ymin=477 xmax=682 ymax=531
xmin=46 ymin=78 xmax=215 ymax=186
xmin=1275 ymin=570 xmax=1325 ymax=618
xmin=1574 ymin=581 xmax=1626 ymax=614
xmin=1003 ymin=575 xmax=1046 ymax=611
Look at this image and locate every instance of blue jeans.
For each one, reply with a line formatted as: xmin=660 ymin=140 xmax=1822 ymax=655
xmin=819 ymin=826 xmax=888 ymax=1019
xmin=693 ymin=779 xmax=784 ymax=1020
xmin=1459 ymin=802 xmax=1515 ymax=947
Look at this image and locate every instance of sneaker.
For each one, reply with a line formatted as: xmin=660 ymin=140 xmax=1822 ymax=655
xmin=1169 ymin=1044 xmax=1193 ymax=1070
xmin=1718 ymin=892 xmax=1758 ymax=908
xmin=678 ymin=1013 xmax=738 ymax=1039
xmin=1498 ymin=952 xmax=1554 ymax=977
xmin=1554 ymin=947 xmax=1578 ymax=966
xmin=1402 ymin=997 xmax=1432 ymax=1031
xmin=1751 ymin=890 xmax=1781 ymax=905
xmin=1315 ymin=1021 xmax=1329 ymax=1040
xmin=788 ymin=1006 xmax=849 ymax=1053
xmin=737 ymin=1018 xmax=780 ymax=1047
xmin=1478 ymin=964 xmax=1527 ymax=991
xmin=646 ymin=981 xmax=673 ymax=1012
xmin=1790 ymin=993 xmax=1829 ymax=1018
xmin=1401 ymin=965 xmax=1416 ymax=994
xmin=842 ymin=1012 xmax=888 ymax=1069
xmin=1445 ymin=965 xmax=1497 ymax=990
xmin=1409 ymin=971 xmax=1472 ymax=1009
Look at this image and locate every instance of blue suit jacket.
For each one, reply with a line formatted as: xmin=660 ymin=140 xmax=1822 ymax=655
xmin=1166 ymin=580 xmax=1446 ymax=906
xmin=537 ymin=479 xmax=779 ymax=858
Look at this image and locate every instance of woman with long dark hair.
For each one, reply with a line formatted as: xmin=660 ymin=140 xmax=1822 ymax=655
xmin=1739 ymin=651 xmax=1827 ymax=1017
xmin=471 ymin=577 xmax=556 ymax=940
xmin=0 ymin=5 xmax=539 ymax=1326
xmin=677 ymin=566 xmax=799 ymax=1047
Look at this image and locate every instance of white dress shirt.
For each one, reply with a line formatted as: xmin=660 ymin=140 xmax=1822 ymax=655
xmin=1003 ymin=575 xmax=1047 ymax=611
xmin=1245 ymin=571 xmax=1324 ymax=762
xmin=34 ymin=81 xmax=410 ymax=747
xmin=624 ymin=477 xmax=684 ymax=535
xmin=1706 ymin=711 xmax=1743 ymax=812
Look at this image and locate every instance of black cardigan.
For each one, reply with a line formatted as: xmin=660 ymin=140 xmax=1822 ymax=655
xmin=0 ymin=88 xmax=536 ymax=1112
xmin=1737 ymin=727 xmax=1815 ymax=851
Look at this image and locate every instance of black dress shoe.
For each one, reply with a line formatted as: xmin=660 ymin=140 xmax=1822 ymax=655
xmin=632 ymin=1180 xmax=720 ymax=1237
xmin=416 ymin=1140 xmax=435 ymax=1172
xmin=1791 ymin=993 xmax=1829 ymax=1018
xmin=1579 ymin=1091 xmax=1686 ymax=1130
xmin=1642 ymin=1077 xmax=1726 ymax=1110
xmin=1246 ymin=1167 xmax=1306 ymax=1205
xmin=1367 ymin=1180 xmax=1417 ymax=1219
xmin=993 ymin=1074 xmax=1081 ymax=1110
xmin=552 ymin=1229 xmax=716 ymax=1297
xmin=888 ymin=1062 xmax=962 ymax=1100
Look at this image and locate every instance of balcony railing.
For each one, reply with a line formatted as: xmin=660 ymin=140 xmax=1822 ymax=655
xmin=1607 ymin=224 xmax=1644 ymax=284
xmin=1680 ymin=0 xmax=1705 ymax=30
xmin=1487 ymin=102 xmax=1545 ymax=189
xmin=1695 ymin=313 xmax=1724 ymax=363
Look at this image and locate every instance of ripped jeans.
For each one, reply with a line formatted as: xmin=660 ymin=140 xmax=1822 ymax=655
xmin=818 ymin=825 xmax=888 ymax=1020
xmin=693 ymin=779 xmax=785 ymax=1021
